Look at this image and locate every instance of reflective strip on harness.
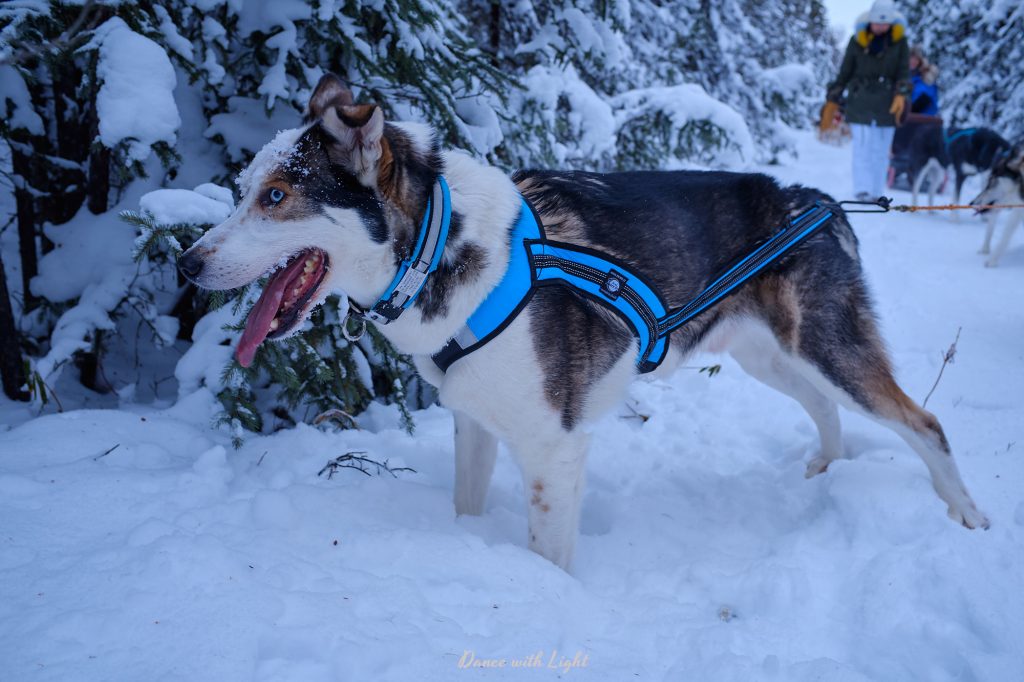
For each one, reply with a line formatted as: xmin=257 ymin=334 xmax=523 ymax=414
xmin=432 ymin=200 xmax=836 ymax=374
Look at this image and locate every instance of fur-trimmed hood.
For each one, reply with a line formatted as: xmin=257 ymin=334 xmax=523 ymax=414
xmin=915 ymin=62 xmax=939 ymax=85
xmin=854 ymin=11 xmax=907 ymax=47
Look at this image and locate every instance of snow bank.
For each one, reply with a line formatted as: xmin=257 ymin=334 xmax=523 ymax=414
xmin=139 ymin=186 xmax=233 ymax=226
xmin=520 ymin=64 xmax=617 ymax=163
xmin=762 ymin=63 xmax=817 ymax=99
xmin=206 ymin=96 xmax=303 ymax=164
xmin=454 ymin=95 xmax=503 ymax=156
xmin=175 ymin=303 xmax=244 ymax=396
xmin=32 ymin=208 xmax=137 ymax=304
xmin=0 ymin=65 xmax=44 ymax=135
xmin=613 ymin=83 xmax=756 ymax=166
xmin=90 ymin=17 xmax=181 ymax=162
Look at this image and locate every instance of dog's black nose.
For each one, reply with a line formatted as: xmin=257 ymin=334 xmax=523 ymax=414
xmin=178 ymin=251 xmax=204 ymax=280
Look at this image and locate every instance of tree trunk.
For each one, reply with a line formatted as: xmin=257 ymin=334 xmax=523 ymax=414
xmin=0 ymin=250 xmax=29 ymax=400
xmin=488 ymin=0 xmax=501 ymax=66
xmin=11 ymin=145 xmax=38 ymax=312
xmin=45 ymin=59 xmax=88 ymax=228
xmin=87 ymin=145 xmax=110 ymax=214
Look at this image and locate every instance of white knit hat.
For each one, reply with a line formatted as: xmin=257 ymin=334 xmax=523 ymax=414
xmin=868 ymin=0 xmax=900 ymax=23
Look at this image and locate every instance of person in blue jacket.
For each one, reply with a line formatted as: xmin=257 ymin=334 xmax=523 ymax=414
xmin=909 ymin=46 xmax=939 ymax=115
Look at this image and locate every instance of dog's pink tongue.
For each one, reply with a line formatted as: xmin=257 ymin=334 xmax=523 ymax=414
xmin=235 ymin=257 xmax=305 ymax=367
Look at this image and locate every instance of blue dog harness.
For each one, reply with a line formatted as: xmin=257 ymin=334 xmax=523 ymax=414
xmin=944 ymin=128 xmax=976 ymax=155
xmin=357 ymin=177 xmax=836 ymax=374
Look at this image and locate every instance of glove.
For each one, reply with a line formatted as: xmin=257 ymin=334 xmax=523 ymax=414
xmin=819 ymin=101 xmax=840 ymax=134
xmin=889 ymin=95 xmax=907 ymax=121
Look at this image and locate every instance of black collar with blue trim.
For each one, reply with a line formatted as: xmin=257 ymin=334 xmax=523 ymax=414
xmin=350 ymin=176 xmax=453 ymax=325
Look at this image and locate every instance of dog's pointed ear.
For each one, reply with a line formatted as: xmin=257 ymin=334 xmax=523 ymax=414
xmin=320 ymin=104 xmax=386 ymax=177
xmin=307 ymin=73 xmax=354 ymax=121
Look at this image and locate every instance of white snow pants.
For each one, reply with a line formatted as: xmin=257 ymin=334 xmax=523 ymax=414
xmin=850 ymin=122 xmax=895 ymax=198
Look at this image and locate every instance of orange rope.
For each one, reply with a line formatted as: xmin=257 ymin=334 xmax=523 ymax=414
xmin=891 ymin=203 xmax=1024 ymax=213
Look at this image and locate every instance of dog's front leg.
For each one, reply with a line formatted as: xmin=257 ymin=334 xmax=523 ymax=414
xmin=453 ymin=411 xmax=498 ymax=516
xmin=980 ymin=213 xmax=997 ymax=254
xmin=986 ymin=209 xmax=1023 ymax=267
xmin=513 ymin=431 xmax=589 ymax=571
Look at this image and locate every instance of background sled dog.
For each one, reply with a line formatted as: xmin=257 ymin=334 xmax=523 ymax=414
xmin=178 ymin=75 xmax=988 ymax=571
xmin=910 ymin=126 xmax=1010 ymax=209
xmin=971 ymin=142 xmax=1024 ymax=267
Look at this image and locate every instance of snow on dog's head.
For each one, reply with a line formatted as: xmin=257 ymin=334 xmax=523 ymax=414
xmin=178 ymin=74 xmax=441 ymax=367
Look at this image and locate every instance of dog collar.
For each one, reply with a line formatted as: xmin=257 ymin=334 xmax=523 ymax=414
xmin=358 ymin=176 xmax=452 ymax=325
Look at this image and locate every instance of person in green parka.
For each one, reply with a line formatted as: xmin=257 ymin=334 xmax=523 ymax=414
xmin=826 ymin=0 xmax=911 ymax=201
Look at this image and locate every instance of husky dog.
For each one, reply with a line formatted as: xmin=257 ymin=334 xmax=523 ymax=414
xmin=178 ymin=75 xmax=988 ymax=570
xmin=910 ymin=126 xmax=1010 ymax=210
xmin=971 ymin=143 xmax=1024 ymax=267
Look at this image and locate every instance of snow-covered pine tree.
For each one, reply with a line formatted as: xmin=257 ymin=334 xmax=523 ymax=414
xmin=620 ymin=0 xmax=837 ymax=164
xmin=0 ymin=0 xmax=505 ymax=436
xmin=462 ymin=0 xmax=838 ymax=170
xmin=903 ymin=0 xmax=1024 ymax=140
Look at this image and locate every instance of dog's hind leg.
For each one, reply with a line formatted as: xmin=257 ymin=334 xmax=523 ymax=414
xmin=453 ymin=411 xmax=498 ymax=516
xmin=728 ymin=328 xmax=843 ymax=478
xmin=912 ymin=158 xmax=939 ymax=207
xmin=788 ymin=282 xmax=989 ymax=529
xmin=910 ymin=161 xmax=924 ymax=207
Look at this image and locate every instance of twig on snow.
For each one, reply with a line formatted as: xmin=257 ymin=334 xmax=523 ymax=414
xmin=93 ymin=443 xmax=120 ymax=461
xmin=620 ymin=401 xmax=649 ymax=423
xmin=318 ymin=451 xmax=416 ymax=479
xmin=922 ymin=327 xmax=961 ymax=409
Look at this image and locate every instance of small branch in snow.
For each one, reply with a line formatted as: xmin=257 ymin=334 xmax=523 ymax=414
xmin=620 ymin=401 xmax=649 ymax=423
xmin=681 ymin=364 xmax=723 ymax=377
xmin=922 ymin=327 xmax=961 ymax=409
xmin=318 ymin=451 xmax=416 ymax=480
xmin=93 ymin=443 xmax=120 ymax=461
xmin=256 ymin=450 xmax=268 ymax=466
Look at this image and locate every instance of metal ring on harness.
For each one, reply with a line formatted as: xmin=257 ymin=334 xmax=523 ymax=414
xmin=342 ymin=315 xmax=366 ymax=342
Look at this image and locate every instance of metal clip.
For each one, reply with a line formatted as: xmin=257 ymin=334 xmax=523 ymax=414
xmin=342 ymin=316 xmax=366 ymax=342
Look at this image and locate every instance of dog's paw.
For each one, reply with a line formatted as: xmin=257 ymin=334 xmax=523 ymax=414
xmin=948 ymin=503 xmax=990 ymax=530
xmin=805 ymin=456 xmax=832 ymax=478
xmin=984 ymin=258 xmax=998 ymax=268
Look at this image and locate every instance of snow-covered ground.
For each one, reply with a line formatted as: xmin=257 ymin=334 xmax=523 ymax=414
xmin=2 ymin=133 xmax=1023 ymax=681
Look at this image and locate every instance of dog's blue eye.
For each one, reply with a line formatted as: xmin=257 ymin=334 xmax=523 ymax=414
xmin=268 ymin=188 xmax=285 ymax=204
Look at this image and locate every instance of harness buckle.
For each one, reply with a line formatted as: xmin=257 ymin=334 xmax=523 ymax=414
xmin=367 ymin=298 xmax=403 ymax=324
